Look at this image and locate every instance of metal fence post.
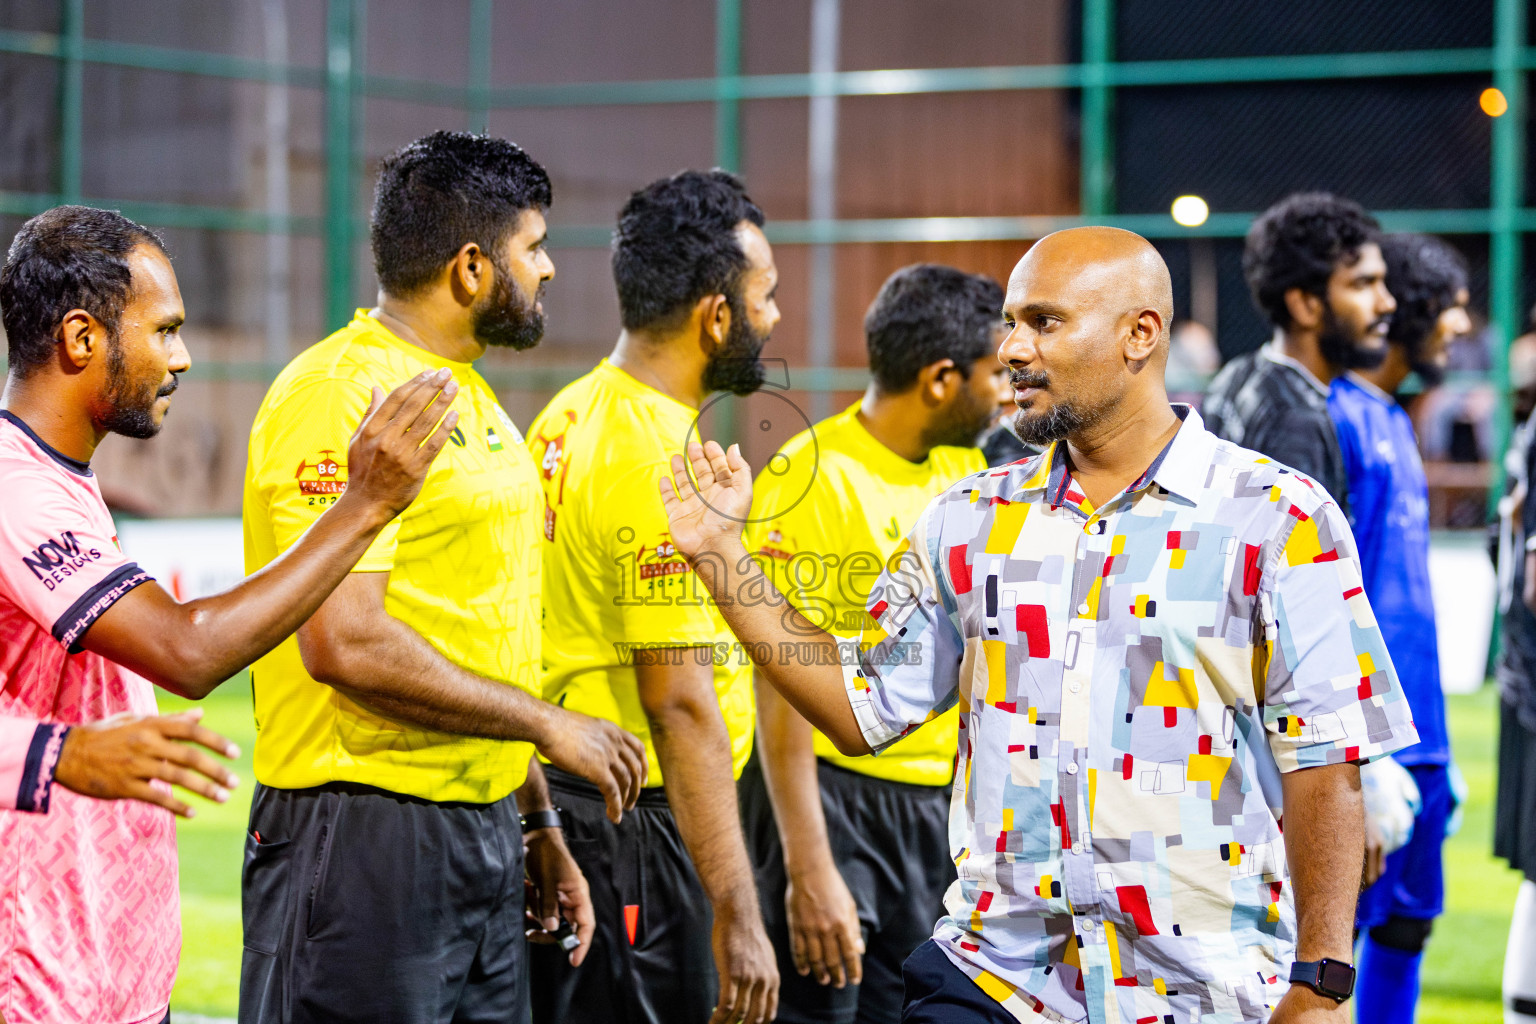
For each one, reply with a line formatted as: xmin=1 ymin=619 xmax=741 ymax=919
xmin=468 ymin=0 xmax=492 ymax=134
xmin=1081 ymin=0 xmax=1114 ymax=218
xmin=1489 ymin=0 xmax=1527 ymax=516
xmin=324 ymin=0 xmax=358 ymax=332
xmin=57 ymin=0 xmax=83 ymax=203
xmin=715 ymin=0 xmax=742 ymax=172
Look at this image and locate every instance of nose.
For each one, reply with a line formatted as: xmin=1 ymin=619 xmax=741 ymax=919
xmin=168 ymin=334 xmax=192 ymax=374
xmin=1378 ymin=281 xmax=1397 ymax=315
xmin=539 ymin=249 xmax=556 ymax=282
xmin=998 ymin=323 xmax=1036 ymax=367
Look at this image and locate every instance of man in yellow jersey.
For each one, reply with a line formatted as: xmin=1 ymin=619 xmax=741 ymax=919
xmin=740 ymin=264 xmax=1008 ymax=1024
xmin=528 ymin=170 xmax=780 ymax=1024
xmin=240 ymin=132 xmax=646 ymax=1024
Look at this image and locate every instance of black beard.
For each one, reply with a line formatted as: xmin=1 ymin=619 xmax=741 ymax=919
xmin=703 ymin=294 xmax=768 ymax=396
xmin=474 ymin=263 xmax=545 ymax=351
xmin=1006 ymin=367 xmax=1111 ymax=445
xmin=1318 ymin=308 xmax=1388 ymax=372
xmin=100 ymin=334 xmax=171 ymax=439
xmin=922 ymin=390 xmax=995 ymax=450
xmin=1012 ymin=402 xmax=1092 ymax=446
xmin=1409 ymin=354 xmax=1446 ymax=389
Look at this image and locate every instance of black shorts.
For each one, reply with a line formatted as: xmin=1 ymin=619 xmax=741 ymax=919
xmin=739 ymin=755 xmax=954 ymax=1024
xmin=529 ymin=767 xmax=717 ymax=1024
xmin=238 ymin=781 xmax=528 ymax=1024
xmin=1498 ymin=698 xmax=1536 ymax=882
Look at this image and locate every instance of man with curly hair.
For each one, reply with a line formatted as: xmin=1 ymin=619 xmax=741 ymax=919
xmin=1329 ymin=233 xmax=1470 ymax=1024
xmin=1204 ymin=193 xmax=1398 ymax=517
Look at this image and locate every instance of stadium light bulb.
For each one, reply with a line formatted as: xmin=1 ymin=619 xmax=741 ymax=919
xmin=1482 ymin=87 xmax=1509 ymax=117
xmin=1171 ymin=195 xmax=1209 ymax=228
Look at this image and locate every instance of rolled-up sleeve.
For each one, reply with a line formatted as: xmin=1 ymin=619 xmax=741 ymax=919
xmin=1260 ymin=499 xmax=1419 ymax=771
xmin=843 ymin=500 xmax=964 ymax=753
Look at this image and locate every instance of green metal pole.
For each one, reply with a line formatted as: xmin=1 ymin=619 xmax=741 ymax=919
xmin=1489 ymin=0 xmax=1526 ymax=518
xmin=467 ymin=0 xmax=492 ymax=134
xmin=1080 ymin=0 xmax=1113 ymax=218
xmin=324 ymin=0 xmax=357 ymax=332
xmin=714 ymin=0 xmax=742 ymax=171
xmin=57 ymin=0 xmax=83 ymax=203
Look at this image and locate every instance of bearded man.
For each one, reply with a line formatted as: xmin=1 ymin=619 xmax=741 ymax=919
xmin=240 ymin=132 xmax=648 ymax=1024
xmin=1203 ymin=193 xmax=1398 ymax=519
xmin=527 ymin=169 xmax=781 ymax=1024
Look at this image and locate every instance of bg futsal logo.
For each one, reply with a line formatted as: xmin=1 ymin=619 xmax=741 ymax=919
xmin=295 ymin=450 xmax=347 ymax=497
xmin=22 ymin=531 xmax=103 ymax=590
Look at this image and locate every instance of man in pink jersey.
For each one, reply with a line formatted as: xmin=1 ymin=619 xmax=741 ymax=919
xmin=0 ymin=205 xmax=458 ymax=1024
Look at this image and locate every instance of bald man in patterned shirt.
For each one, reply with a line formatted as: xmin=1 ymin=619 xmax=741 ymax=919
xmin=661 ymin=227 xmax=1417 ymax=1024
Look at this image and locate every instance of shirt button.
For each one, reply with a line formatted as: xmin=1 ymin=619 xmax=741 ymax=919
xmin=1071 ymin=841 xmax=1083 ymax=854
xmin=1070 ymin=681 xmax=1082 ymax=694
xmin=1081 ymin=918 xmax=1096 ymax=932
xmin=1066 ymin=762 xmax=1079 ymax=775
xmin=1077 ymin=602 xmax=1090 ymax=615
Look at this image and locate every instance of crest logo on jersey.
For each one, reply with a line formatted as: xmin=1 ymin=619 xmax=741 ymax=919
xmin=532 ymin=410 xmax=578 ymax=540
xmin=295 ymin=449 xmax=347 ymax=495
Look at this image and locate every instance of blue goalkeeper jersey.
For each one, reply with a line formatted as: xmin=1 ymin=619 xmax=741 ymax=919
xmin=1328 ymin=373 xmax=1448 ymax=764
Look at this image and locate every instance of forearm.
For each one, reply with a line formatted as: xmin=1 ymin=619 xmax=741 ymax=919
xmin=157 ymin=495 xmax=392 ymax=695
xmin=516 ymin=756 xmax=554 ymax=815
xmin=650 ymin=692 xmax=758 ymax=912
xmin=692 ymin=540 xmax=868 ymax=755
xmin=303 ymin=610 xmax=555 ymax=745
xmin=756 ymin=677 xmax=835 ymax=874
xmin=1281 ymin=762 xmax=1364 ymax=962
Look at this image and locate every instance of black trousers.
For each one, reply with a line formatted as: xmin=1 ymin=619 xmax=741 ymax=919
xmin=238 ymin=781 xmax=528 ymax=1024
xmin=900 ymin=941 xmax=1016 ymax=1024
xmin=739 ymin=756 xmax=954 ymax=1024
xmin=529 ymin=767 xmax=717 ymax=1024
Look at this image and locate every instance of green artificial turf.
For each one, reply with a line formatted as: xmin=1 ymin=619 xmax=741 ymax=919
xmin=163 ymin=680 xmax=1522 ymax=1020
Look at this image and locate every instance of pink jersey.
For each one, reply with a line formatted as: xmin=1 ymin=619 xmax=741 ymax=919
xmin=0 ymin=411 xmax=176 ymax=1024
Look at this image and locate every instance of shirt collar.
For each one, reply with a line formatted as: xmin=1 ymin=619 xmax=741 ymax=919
xmin=1013 ymin=404 xmax=1213 ymax=508
xmin=1344 ymin=370 xmax=1395 ymax=405
xmin=1260 ymin=335 xmax=1332 ymax=399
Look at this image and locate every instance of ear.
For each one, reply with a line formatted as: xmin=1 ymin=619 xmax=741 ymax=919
xmin=1124 ymin=308 xmax=1164 ymax=364
xmin=448 ymin=242 xmax=488 ymax=305
xmin=916 ymin=359 xmax=958 ymax=407
xmin=56 ymin=309 xmax=102 ymax=370
xmin=700 ymin=293 xmax=730 ymax=349
xmin=1283 ymin=287 xmax=1324 ymax=331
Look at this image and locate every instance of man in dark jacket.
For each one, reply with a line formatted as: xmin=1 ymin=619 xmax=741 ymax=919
xmin=1203 ymin=192 xmax=1397 ymax=517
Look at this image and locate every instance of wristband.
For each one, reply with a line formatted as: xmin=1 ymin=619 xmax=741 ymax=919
xmin=520 ymin=807 xmax=563 ymax=833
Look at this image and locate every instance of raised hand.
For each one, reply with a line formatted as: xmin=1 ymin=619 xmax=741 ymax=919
xmin=52 ymin=708 xmax=239 ymax=818
xmin=537 ymin=708 xmax=648 ymax=822
xmin=658 ymin=440 xmax=754 ymax=562
xmin=343 ymin=368 xmax=460 ymax=519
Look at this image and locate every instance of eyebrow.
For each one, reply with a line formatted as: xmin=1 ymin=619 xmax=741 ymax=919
xmin=156 ymin=315 xmax=185 ymax=332
xmin=1008 ymin=301 xmax=1072 ymax=319
xmin=530 ymin=233 xmax=548 ymax=248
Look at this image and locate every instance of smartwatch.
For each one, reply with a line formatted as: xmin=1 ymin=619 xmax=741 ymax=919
xmin=519 ymin=807 xmax=563 ymax=833
xmin=1289 ymin=958 xmax=1355 ymax=1002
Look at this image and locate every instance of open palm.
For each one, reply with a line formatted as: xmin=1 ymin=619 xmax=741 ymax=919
xmin=658 ymin=440 xmax=754 ymax=560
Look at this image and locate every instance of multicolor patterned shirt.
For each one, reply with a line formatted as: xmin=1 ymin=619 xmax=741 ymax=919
xmin=841 ymin=406 xmax=1417 ymax=1023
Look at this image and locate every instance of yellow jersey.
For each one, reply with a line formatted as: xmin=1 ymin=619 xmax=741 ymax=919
xmin=242 ymin=310 xmax=543 ymax=803
xmin=746 ymin=402 xmax=983 ymax=786
xmin=529 ymin=359 xmax=754 ymax=787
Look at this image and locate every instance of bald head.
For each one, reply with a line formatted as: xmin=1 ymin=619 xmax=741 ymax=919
xmin=1009 ymin=227 xmax=1174 ymax=343
xmin=999 ymin=227 xmax=1177 ymax=447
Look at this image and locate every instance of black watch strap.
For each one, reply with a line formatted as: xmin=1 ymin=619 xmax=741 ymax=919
xmin=520 ymin=807 xmax=562 ymax=833
xmin=1289 ymin=958 xmax=1355 ymax=1002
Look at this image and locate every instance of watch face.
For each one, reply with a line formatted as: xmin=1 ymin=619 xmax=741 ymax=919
xmin=1319 ymin=960 xmax=1356 ymax=997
